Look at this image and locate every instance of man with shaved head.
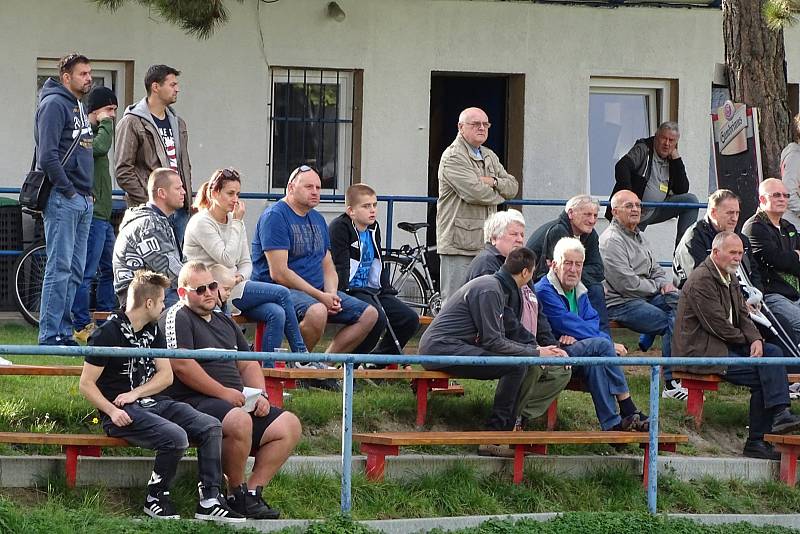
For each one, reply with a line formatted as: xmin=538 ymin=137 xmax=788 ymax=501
xmin=743 ymin=178 xmax=800 ymax=346
xmin=436 ymin=107 xmax=518 ymax=302
xmin=599 ymin=189 xmax=683 ymax=399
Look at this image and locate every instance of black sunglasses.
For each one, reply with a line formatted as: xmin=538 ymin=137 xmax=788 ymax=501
xmin=287 ymin=165 xmax=315 ymax=184
xmin=184 ymin=281 xmax=219 ymax=295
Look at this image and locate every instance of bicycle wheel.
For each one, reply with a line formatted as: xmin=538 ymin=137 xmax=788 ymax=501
xmin=14 ymin=242 xmax=47 ymax=326
xmin=383 ymin=255 xmax=430 ymax=316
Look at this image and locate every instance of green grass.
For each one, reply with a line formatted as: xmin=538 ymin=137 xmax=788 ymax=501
xmin=3 ymin=466 xmax=800 ymax=526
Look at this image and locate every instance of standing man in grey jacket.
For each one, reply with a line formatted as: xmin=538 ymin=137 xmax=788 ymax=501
xmin=599 ymin=189 xmax=683 ymax=400
xmin=115 ymin=65 xmax=192 ymax=247
xmin=436 ymin=107 xmax=518 ymax=302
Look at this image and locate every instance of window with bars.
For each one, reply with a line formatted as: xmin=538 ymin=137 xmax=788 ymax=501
xmin=268 ymin=68 xmax=360 ymax=193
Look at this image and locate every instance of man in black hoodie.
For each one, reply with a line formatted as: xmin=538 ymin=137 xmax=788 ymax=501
xmin=36 ymin=53 xmax=95 ymax=346
xmin=606 ymin=122 xmax=698 ymax=249
xmin=329 ymin=184 xmax=419 ymax=356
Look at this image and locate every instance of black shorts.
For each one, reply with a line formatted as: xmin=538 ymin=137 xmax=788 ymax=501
xmin=182 ymin=395 xmax=285 ymax=452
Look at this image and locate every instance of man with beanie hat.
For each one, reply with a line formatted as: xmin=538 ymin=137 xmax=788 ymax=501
xmin=73 ymin=86 xmax=118 ymax=342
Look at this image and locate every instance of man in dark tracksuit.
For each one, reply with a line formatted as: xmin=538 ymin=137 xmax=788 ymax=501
xmin=419 ymin=248 xmax=567 ymax=437
xmin=606 ymin=121 xmax=698 ymax=248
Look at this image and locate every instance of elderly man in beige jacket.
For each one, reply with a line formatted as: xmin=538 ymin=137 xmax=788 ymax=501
xmin=436 ymin=107 xmax=518 ymax=302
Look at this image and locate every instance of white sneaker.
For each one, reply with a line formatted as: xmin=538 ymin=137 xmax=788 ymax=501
xmin=789 ymin=382 xmax=800 ymax=400
xmin=661 ymin=379 xmax=689 ymax=401
xmin=0 ymin=357 xmax=11 ymax=366
xmin=293 ymin=361 xmax=336 ymax=370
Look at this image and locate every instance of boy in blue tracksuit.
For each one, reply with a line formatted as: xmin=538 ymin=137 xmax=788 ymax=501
xmin=36 ymin=54 xmax=95 ymax=346
xmin=535 ymin=236 xmax=649 ymax=431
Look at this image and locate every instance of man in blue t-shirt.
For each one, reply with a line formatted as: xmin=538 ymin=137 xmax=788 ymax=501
xmin=252 ymin=166 xmax=378 ymax=353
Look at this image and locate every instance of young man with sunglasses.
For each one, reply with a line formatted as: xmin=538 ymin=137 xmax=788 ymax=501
xmin=161 ymin=261 xmax=301 ymax=520
xmin=81 ymin=270 xmax=243 ymax=522
xmin=743 ymin=178 xmax=800 ymax=337
xmin=113 ymin=168 xmax=185 ymax=308
xmin=251 ymin=166 xmax=378 ymax=358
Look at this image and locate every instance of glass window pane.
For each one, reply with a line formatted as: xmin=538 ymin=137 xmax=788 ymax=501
xmin=588 ymin=92 xmax=651 ymax=196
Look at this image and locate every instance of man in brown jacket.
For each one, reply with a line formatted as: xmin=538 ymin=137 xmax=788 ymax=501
xmin=436 ymin=107 xmax=518 ymax=303
xmin=115 ymin=64 xmax=192 ymax=246
xmin=673 ymin=231 xmax=800 ymax=460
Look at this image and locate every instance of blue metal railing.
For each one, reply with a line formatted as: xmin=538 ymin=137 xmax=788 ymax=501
xmin=0 ymin=186 xmax=706 ymax=255
xmin=0 ymin=343 xmax=790 ymax=516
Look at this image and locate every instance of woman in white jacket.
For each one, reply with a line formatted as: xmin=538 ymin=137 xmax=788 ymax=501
xmin=183 ymin=168 xmax=307 ymax=357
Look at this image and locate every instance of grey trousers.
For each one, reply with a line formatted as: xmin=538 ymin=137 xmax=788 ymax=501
xmin=439 ymin=254 xmax=475 ymax=303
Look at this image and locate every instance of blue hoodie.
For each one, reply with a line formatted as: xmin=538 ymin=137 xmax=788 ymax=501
xmin=36 ymin=78 xmax=93 ymax=197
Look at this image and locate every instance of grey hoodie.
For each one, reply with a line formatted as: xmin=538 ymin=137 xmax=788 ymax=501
xmin=112 ymin=203 xmax=183 ymax=295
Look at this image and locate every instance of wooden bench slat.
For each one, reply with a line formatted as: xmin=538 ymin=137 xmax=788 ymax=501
xmin=765 ymin=434 xmax=800 ymax=446
xmin=352 ymin=431 xmax=688 ymax=446
xmin=0 ymin=365 xmax=83 ymax=376
xmin=0 ymin=432 xmax=126 ymax=446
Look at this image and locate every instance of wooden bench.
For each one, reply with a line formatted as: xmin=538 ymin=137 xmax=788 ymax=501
xmin=0 ymin=364 xmax=82 ymax=376
xmin=673 ymin=372 xmax=800 ymax=429
xmin=0 ymin=432 xmax=128 ymax=487
xmin=353 ymin=430 xmax=688 ymax=485
xmin=262 ymin=367 xmax=460 ymax=425
xmin=765 ymin=434 xmax=800 ymax=486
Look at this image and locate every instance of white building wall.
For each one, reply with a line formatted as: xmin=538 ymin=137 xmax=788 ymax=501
xmin=2 ymin=0 xmax=799 ymax=261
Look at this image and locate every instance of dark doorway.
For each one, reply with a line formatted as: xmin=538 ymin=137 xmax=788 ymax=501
xmin=426 ymin=72 xmax=525 ymax=288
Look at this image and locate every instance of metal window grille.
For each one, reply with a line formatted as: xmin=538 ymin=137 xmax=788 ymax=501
xmin=268 ymin=68 xmax=355 ymax=194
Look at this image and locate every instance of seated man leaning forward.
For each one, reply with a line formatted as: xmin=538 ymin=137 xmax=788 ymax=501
xmin=672 ymin=231 xmax=800 ymax=460
xmin=161 ymin=261 xmax=302 ymax=519
xmin=535 ymin=237 xmax=649 ymax=431
xmin=465 ymin=210 xmax=572 ymax=431
xmin=420 ymin=248 xmax=566 ymax=439
xmin=81 ymin=270 xmax=243 ymax=523
xmin=251 ymin=165 xmax=378 ymax=358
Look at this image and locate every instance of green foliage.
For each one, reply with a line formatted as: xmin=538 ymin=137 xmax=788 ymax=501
xmin=90 ymin=0 xmax=246 ymax=39
xmin=764 ymin=0 xmax=800 ymax=31
xmin=304 ymin=515 xmax=379 ymax=534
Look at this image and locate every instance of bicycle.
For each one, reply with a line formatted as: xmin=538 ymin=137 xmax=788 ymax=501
xmin=382 ymin=221 xmax=441 ymax=317
xmin=13 ymin=210 xmax=46 ymax=326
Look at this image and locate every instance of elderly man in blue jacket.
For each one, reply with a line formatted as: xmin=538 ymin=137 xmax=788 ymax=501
xmin=535 ymin=237 xmax=648 ymax=431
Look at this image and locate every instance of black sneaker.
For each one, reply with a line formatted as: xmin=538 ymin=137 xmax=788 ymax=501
xmin=618 ymin=412 xmax=650 ymax=432
xmin=195 ymin=483 xmax=245 ymax=523
xmin=227 ymin=483 xmax=281 ymax=520
xmin=143 ymin=490 xmax=180 ymax=520
xmin=771 ymin=408 xmax=800 ymax=434
xmin=743 ymin=439 xmax=781 ymax=461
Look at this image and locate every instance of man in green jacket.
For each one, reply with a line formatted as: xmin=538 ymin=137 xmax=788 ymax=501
xmin=73 ymin=87 xmax=118 ymax=342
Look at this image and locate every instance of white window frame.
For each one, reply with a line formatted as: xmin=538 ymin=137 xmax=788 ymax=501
xmin=586 ymin=77 xmax=673 ymax=198
xmin=268 ymin=67 xmax=354 ymax=196
xmin=37 ymin=59 xmax=129 ymax=106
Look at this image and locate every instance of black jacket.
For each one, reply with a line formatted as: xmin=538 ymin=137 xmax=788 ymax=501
xmin=605 ymin=136 xmax=689 ymax=220
xmin=329 ymin=212 xmax=392 ymax=292
xmin=673 ymin=216 xmax=763 ymax=290
xmin=526 ymin=210 xmax=604 ymax=285
xmin=742 ymin=210 xmax=800 ymax=301
xmin=465 ymin=244 xmax=559 ymax=347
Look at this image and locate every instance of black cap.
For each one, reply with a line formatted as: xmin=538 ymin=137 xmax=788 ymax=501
xmin=87 ymin=86 xmax=118 ymax=114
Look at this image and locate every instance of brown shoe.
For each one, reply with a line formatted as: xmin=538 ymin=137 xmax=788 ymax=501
xmin=477 ymin=444 xmax=516 ymax=458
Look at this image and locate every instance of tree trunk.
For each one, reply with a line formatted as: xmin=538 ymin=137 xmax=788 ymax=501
xmin=724 ymin=0 xmax=790 ymax=178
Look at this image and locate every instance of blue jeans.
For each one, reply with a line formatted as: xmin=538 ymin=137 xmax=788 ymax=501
xmin=565 ymin=337 xmax=630 ymax=430
xmin=288 ymin=288 xmax=369 ymax=324
xmin=170 ymin=207 xmax=189 ymax=250
xmin=638 ymin=192 xmax=700 ymax=248
xmin=71 ymin=218 xmax=115 ymax=330
xmin=39 ymin=190 xmax=93 ymax=345
xmin=232 ymin=281 xmax=307 ymax=354
xmin=607 ymin=292 xmax=677 ymax=380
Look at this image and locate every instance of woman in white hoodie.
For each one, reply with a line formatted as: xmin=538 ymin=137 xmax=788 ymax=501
xmin=780 ymin=114 xmax=800 ymax=229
